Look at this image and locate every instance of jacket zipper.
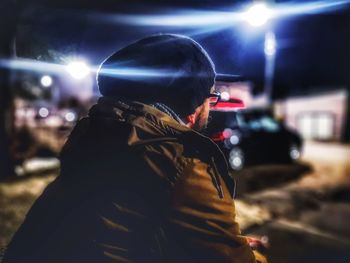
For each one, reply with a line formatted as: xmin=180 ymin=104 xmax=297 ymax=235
xmin=210 ymin=157 xmax=224 ymax=199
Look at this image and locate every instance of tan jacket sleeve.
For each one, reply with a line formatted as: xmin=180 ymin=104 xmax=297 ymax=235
xmin=164 ymin=158 xmax=256 ymax=263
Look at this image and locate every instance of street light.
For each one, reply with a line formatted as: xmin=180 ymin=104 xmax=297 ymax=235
xmin=264 ymin=31 xmax=276 ymax=56
xmin=264 ymin=30 xmax=276 ymax=104
xmin=40 ymin=75 xmax=53 ymax=87
xmin=66 ymin=61 xmax=90 ymax=80
xmin=38 ymin=107 xmax=49 ymax=118
xmin=243 ymin=3 xmax=272 ymax=27
xmin=244 ymin=2 xmax=276 ymax=104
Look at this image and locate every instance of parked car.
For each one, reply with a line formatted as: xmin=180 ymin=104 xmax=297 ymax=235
xmin=205 ymin=107 xmax=303 ymax=170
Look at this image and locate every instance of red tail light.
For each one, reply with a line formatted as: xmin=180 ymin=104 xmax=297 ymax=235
xmin=211 ymin=129 xmax=233 ymax=142
xmin=211 ymin=132 xmax=225 ymax=141
xmin=210 ymin=97 xmax=245 ymax=110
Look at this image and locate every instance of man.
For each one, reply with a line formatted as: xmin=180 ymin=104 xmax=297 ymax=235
xmin=3 ymin=34 xmax=257 ymax=262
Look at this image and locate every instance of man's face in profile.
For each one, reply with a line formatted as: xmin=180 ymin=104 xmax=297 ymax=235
xmin=191 ymin=86 xmax=217 ymax=131
xmin=192 ymin=98 xmax=211 ymax=132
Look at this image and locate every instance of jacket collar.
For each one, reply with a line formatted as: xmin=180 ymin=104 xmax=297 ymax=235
xmin=89 ymin=97 xmax=235 ymax=197
xmin=90 ymin=97 xmax=191 ymax=135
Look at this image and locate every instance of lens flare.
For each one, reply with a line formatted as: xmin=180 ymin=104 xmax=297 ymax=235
xmin=0 ymin=58 xmax=183 ymax=80
xmin=243 ymin=3 xmax=272 ymax=27
xmin=38 ymin=107 xmax=49 ymax=118
xmin=91 ymin=0 xmax=350 ymax=30
xmin=66 ymin=61 xmax=90 ymax=80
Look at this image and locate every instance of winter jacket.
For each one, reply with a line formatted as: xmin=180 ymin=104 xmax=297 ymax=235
xmin=3 ymin=98 xmax=256 ymax=263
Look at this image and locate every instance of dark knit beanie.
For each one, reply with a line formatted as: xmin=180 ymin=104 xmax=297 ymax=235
xmin=97 ymin=34 xmax=216 ymax=117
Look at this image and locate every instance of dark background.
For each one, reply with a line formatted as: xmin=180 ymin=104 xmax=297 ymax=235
xmin=7 ymin=0 xmax=350 ymax=98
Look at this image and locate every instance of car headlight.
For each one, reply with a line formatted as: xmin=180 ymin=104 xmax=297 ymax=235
xmin=229 ymin=134 xmax=240 ymax=145
xmin=229 ymin=147 xmax=244 ymax=170
xmin=289 ymin=145 xmax=300 ymax=160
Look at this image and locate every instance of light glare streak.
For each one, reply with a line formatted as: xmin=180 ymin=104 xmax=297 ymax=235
xmin=106 ymin=10 xmax=243 ymax=27
xmin=0 ymin=58 xmax=207 ymax=79
xmin=98 ymin=67 xmax=175 ymax=78
xmin=273 ymin=0 xmax=350 ymax=18
xmin=97 ymin=0 xmax=350 ymax=28
xmin=0 ymin=58 xmax=66 ymax=74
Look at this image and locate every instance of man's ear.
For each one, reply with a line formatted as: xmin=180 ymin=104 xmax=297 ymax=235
xmin=185 ymin=112 xmax=196 ymax=126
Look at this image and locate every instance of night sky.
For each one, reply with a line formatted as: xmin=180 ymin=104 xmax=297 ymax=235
xmin=13 ymin=0 xmax=350 ymax=98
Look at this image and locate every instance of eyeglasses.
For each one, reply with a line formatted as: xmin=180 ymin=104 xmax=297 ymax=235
xmin=208 ymin=91 xmax=221 ymax=106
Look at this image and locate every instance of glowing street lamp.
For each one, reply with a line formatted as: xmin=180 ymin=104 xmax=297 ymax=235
xmin=243 ymin=3 xmax=272 ymax=27
xmin=65 ymin=111 xmax=76 ymax=122
xmin=264 ymin=31 xmax=276 ymax=56
xmin=38 ymin=107 xmax=49 ymax=118
xmin=40 ymin=75 xmax=53 ymax=87
xmin=66 ymin=61 xmax=90 ymax=80
xmin=244 ymin=2 xmax=276 ymax=104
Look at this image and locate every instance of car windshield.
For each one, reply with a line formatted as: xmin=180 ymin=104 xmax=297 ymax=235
xmin=237 ymin=112 xmax=280 ymax=132
xmin=206 ymin=110 xmax=281 ymax=135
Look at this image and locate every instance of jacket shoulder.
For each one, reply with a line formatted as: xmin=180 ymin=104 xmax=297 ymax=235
xmin=139 ymin=139 xmax=188 ymax=187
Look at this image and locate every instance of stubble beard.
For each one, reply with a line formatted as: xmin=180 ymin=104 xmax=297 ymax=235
xmin=192 ymin=112 xmax=209 ymax=131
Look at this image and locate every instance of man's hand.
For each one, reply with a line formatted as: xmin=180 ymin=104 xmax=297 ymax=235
xmin=247 ymin=236 xmax=269 ymax=263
